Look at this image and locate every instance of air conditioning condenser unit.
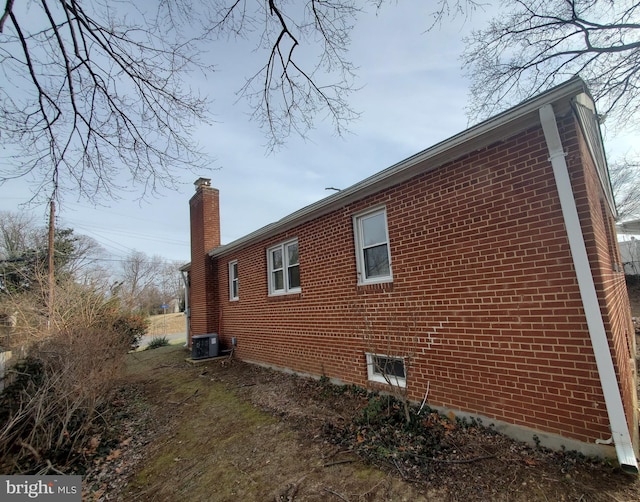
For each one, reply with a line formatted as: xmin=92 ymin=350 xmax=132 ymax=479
xmin=191 ymin=333 xmax=219 ymax=360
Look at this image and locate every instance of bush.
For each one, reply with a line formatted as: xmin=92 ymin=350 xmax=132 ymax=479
xmin=111 ymin=312 xmax=149 ymax=350
xmin=0 ymin=324 xmax=131 ymax=473
xmin=339 ymin=394 xmax=449 ymax=464
xmin=146 ymin=336 xmax=170 ymax=350
xmin=0 ymin=278 xmax=154 ymax=473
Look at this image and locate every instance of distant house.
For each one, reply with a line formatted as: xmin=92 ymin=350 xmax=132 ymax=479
xmin=183 ymin=78 xmax=638 ymax=472
xmin=618 ymin=239 xmax=640 ymax=276
xmin=167 ymin=298 xmax=181 ymax=314
xmin=616 ymin=221 xmax=640 ymax=275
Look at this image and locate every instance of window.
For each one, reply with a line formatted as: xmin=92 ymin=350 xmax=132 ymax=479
xmin=366 ymin=353 xmax=406 ymax=388
xmin=229 ymin=260 xmax=238 ymax=300
xmin=354 ymin=208 xmax=392 ymax=284
xmin=267 ymin=239 xmax=300 ymax=295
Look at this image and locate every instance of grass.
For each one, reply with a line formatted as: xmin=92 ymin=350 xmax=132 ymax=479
xmin=117 ymin=346 xmax=435 ymax=502
xmin=146 ymin=313 xmax=185 ymax=336
xmin=99 ymin=345 xmax=640 ymax=502
xmin=128 ymin=394 xmax=276 ymax=497
xmin=145 ymin=336 xmax=170 ymax=350
xmin=123 ymin=347 xmax=279 ymax=500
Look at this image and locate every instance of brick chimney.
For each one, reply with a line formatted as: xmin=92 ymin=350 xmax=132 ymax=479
xmin=188 ymin=178 xmax=220 ymax=339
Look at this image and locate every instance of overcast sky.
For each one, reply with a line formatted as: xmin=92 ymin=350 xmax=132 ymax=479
xmin=1 ymin=1 xmax=637 ymax=265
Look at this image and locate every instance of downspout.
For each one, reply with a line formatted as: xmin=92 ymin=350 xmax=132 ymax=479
xmin=539 ymin=104 xmax=638 ymax=474
xmin=180 ymin=270 xmax=190 ymax=347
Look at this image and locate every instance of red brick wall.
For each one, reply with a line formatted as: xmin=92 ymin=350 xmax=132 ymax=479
xmin=189 ymin=185 xmax=220 ymax=338
xmin=200 ymin=117 xmax=631 ymax=445
xmin=560 ymin=113 xmax=638 ymax=442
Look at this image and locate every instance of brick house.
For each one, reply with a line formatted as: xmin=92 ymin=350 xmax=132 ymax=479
xmin=184 ymin=77 xmax=638 ymax=472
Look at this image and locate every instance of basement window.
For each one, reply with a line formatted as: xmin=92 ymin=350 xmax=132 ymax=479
xmin=366 ymin=353 xmax=406 ymax=388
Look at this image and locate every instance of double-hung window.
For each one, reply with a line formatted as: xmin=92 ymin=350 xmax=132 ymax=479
xmin=267 ymin=239 xmax=300 ymax=295
xmin=229 ymin=260 xmax=239 ymax=300
xmin=354 ymin=207 xmax=392 ymax=284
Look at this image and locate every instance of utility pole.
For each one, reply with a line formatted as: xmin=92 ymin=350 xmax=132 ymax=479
xmin=47 ymin=200 xmax=55 ymax=329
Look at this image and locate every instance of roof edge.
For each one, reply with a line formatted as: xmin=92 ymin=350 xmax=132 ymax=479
xmin=208 ymin=77 xmax=587 ymax=258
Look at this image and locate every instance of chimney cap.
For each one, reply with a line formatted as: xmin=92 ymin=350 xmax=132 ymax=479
xmin=194 ymin=177 xmax=211 ymax=190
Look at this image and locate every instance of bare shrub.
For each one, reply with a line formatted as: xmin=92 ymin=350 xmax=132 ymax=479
xmin=1 ymin=277 xmax=147 ymax=352
xmin=0 ymin=280 xmax=145 ymax=473
xmin=353 ymin=301 xmax=417 ymax=424
xmin=0 ymin=277 xmax=49 ymax=351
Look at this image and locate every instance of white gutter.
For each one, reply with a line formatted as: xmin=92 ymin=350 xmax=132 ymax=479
xmin=539 ymin=104 xmax=638 ymax=474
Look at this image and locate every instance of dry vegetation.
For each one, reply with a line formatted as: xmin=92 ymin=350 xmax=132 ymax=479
xmin=0 ymin=279 xmax=147 ymax=474
xmin=2 ymin=287 xmax=639 ymax=501
xmin=145 ymin=313 xmax=185 ymax=337
xmin=0 ymin=329 xmax=130 ymax=473
xmin=78 ymin=346 xmax=640 ymax=502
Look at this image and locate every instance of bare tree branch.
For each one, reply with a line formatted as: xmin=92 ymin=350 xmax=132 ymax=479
xmin=0 ymin=0 xmax=14 ymax=32
xmin=610 ymin=158 xmax=640 ymax=220
xmin=1 ymin=0 xmax=213 ymax=205
xmin=233 ymin=0 xmax=365 ymax=150
xmin=462 ymin=0 xmax=640 ymax=131
xmin=3 ymin=0 xmax=476 ymax=201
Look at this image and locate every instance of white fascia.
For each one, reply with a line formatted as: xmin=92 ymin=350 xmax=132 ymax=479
xmin=539 ymin=104 xmax=638 ymax=474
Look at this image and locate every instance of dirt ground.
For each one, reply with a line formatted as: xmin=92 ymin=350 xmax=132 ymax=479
xmin=80 ymin=344 xmax=640 ymax=502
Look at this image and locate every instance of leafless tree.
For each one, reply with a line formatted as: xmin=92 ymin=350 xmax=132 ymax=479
xmin=610 ymin=158 xmax=640 ymax=221
xmin=160 ymin=260 xmax=185 ymax=310
xmin=2 ymin=0 xmax=412 ymax=205
xmin=0 ymin=212 xmax=39 ymax=258
xmin=59 ymin=234 xmax=105 ymax=280
xmin=1 ymin=0 xmax=213 ymax=203
xmin=461 ymin=0 xmax=640 ymax=131
xmin=116 ymin=251 xmax=162 ymax=312
xmin=116 ymin=251 xmax=183 ymax=313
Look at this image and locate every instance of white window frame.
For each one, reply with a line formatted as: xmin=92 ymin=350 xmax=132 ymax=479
xmin=353 ymin=207 xmax=393 ymax=284
xmin=365 ymin=353 xmax=407 ymax=388
xmin=267 ymin=239 xmax=301 ymax=295
xmin=229 ymin=260 xmax=239 ymax=301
